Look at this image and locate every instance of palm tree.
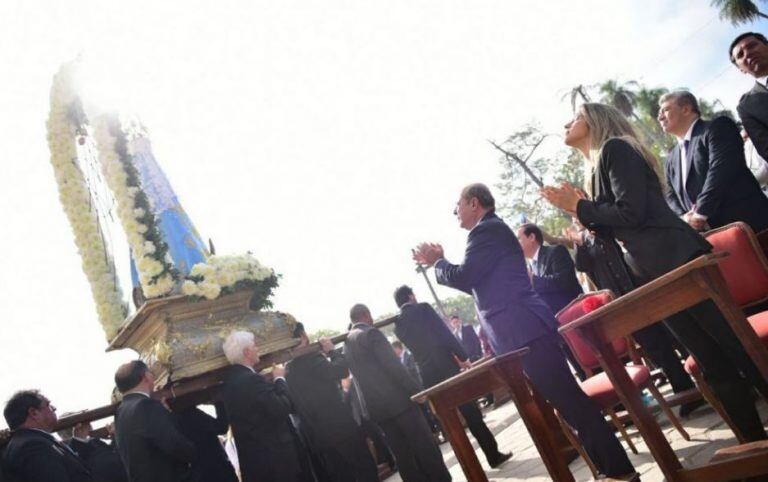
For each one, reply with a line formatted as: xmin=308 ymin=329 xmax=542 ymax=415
xmin=634 ymin=86 xmax=669 ymax=121
xmin=597 ymin=79 xmax=666 ymax=147
xmin=712 ymin=0 xmax=768 ymax=25
xmin=561 ymin=84 xmax=592 ymax=113
xmin=598 ymin=79 xmax=639 ymax=117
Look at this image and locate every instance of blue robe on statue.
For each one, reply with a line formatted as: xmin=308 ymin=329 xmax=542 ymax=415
xmin=128 ymin=136 xmax=208 ymax=290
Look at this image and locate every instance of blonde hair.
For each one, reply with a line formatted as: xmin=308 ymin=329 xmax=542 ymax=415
xmin=579 ymin=103 xmax=664 ymax=183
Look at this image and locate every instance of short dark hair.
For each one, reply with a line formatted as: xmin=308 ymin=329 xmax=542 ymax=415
xmin=730 ymin=32 xmax=768 ymax=63
xmin=391 ymin=341 xmax=403 ymax=350
xmin=520 ymin=223 xmax=543 ymax=245
xmin=450 ymin=314 xmax=460 ymax=321
xmin=461 ymin=183 xmax=495 ymax=210
xmin=394 ymin=285 xmax=414 ymax=308
xmin=349 ymin=304 xmax=370 ymax=323
xmin=115 ymin=360 xmax=149 ymax=394
xmin=659 ymin=91 xmax=701 ymax=116
xmin=292 ymin=322 xmax=306 ymax=338
xmin=4 ymin=390 xmax=45 ymax=430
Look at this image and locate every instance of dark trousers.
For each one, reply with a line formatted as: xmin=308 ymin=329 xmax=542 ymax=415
xmin=360 ymin=418 xmax=394 ymax=468
xmin=521 ymin=334 xmax=635 ymax=477
xmin=320 ymin=432 xmax=379 ymax=482
xmin=633 ymin=323 xmax=695 ymax=394
xmin=664 ymin=299 xmax=768 ymax=441
xmin=422 ymin=372 xmax=500 ymax=463
xmin=377 ymin=404 xmax=451 ymax=482
xmin=457 ymin=401 xmax=501 ymax=463
xmin=561 ymin=342 xmax=588 ymax=380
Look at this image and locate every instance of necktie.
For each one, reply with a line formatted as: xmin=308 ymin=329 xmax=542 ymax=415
xmin=681 ymin=140 xmax=693 ymax=209
xmin=530 ymin=259 xmax=538 ymax=275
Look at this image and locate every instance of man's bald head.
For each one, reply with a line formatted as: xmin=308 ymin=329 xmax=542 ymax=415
xmin=349 ymin=304 xmax=373 ymax=325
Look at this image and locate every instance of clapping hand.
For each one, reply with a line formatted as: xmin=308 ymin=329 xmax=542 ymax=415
xmin=271 ymin=364 xmax=286 ymax=379
xmin=562 ymin=225 xmax=583 ymax=247
xmin=455 ymin=355 xmax=472 ymax=371
xmin=540 ymin=182 xmax=583 ymax=215
xmin=412 ymin=243 xmax=445 ymax=267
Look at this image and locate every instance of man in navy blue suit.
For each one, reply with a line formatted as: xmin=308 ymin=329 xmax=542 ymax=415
xmin=413 ymin=183 xmax=637 ymax=481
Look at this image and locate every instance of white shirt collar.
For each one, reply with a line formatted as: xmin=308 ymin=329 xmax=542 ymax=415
xmin=758 ymin=76 xmax=768 ymax=88
xmin=677 ymin=118 xmax=700 ymax=144
xmin=124 ymin=390 xmax=151 ymax=398
xmin=531 ymin=246 xmax=541 ymax=263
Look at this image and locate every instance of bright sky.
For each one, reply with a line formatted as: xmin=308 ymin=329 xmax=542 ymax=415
xmin=1 ymin=0 xmax=766 ymax=425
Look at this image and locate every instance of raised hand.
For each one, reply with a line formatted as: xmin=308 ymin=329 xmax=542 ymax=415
xmin=412 ymin=242 xmax=445 ymax=267
xmin=541 ymin=182 xmax=582 ymax=215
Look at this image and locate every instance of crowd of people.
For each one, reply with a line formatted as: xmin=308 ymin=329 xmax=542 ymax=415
xmin=4 ymin=31 xmax=768 ymax=482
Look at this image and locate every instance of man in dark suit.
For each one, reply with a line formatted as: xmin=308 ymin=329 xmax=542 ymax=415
xmin=220 ymin=330 xmax=302 ymax=482
xmin=394 ymin=286 xmax=512 ymax=469
xmin=344 ymin=304 xmax=451 ymax=482
xmin=391 ymin=341 xmax=423 ymax=385
xmin=658 ymin=90 xmax=768 ymax=232
xmin=2 ymin=390 xmax=92 ymax=482
xmin=448 ymin=316 xmax=483 ymax=362
xmin=517 ymin=223 xmax=583 ymax=314
xmin=113 ymin=361 xmax=196 ymax=482
xmin=732 ymin=32 xmax=768 ymax=164
xmin=286 ymin=323 xmax=378 ymax=482
xmin=60 ymin=421 xmax=127 ymax=482
xmin=174 ymin=403 xmax=238 ymax=482
xmin=517 ymin=222 xmax=587 ymax=380
xmin=413 ymin=183 xmax=637 ymax=480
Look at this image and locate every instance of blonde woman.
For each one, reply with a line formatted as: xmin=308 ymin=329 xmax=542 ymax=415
xmin=543 ymin=103 xmax=768 ymax=442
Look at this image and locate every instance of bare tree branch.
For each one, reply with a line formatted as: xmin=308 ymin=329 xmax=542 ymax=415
xmin=488 ymin=139 xmax=545 ymax=188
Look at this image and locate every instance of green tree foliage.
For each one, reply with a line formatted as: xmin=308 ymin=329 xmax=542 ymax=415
xmin=713 ymin=0 xmax=768 ymax=25
xmin=307 ymin=328 xmax=342 ymax=341
xmin=437 ymin=295 xmax=479 ymax=325
xmin=493 ymin=123 xmax=582 ymax=236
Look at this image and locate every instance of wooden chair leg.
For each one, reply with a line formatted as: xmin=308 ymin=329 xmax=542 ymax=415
xmin=645 ymin=382 xmax=690 ymax=441
xmin=556 ymin=412 xmax=598 ymax=479
xmin=691 ymin=370 xmax=748 ymax=444
xmin=606 ymin=407 xmax=639 ymax=454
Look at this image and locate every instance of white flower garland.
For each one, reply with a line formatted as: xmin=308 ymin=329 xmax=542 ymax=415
xmin=182 ymin=254 xmax=275 ymax=300
xmin=93 ymin=117 xmax=176 ymax=298
xmin=47 ymin=63 xmax=126 ymax=340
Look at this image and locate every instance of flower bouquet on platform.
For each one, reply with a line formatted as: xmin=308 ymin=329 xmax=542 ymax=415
xmin=46 ymin=61 xmax=298 ymax=384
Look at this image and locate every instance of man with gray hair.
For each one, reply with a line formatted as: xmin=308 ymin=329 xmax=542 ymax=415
xmin=344 ymin=304 xmax=451 ymax=482
xmin=219 ymin=330 xmax=302 ymax=482
xmin=658 ymin=90 xmax=768 ymax=232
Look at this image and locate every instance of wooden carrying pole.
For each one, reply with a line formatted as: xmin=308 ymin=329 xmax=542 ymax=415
xmin=52 ymin=314 xmax=399 ymax=432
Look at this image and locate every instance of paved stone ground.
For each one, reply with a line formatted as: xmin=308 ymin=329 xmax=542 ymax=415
xmin=384 ymin=390 xmax=768 ymax=482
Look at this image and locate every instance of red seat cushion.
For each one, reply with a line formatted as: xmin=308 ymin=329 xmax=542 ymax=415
xmin=684 ymin=355 xmax=699 ymax=376
xmin=748 ymin=310 xmax=768 ymax=345
xmin=685 ymin=311 xmax=768 ymax=377
xmin=557 ymin=292 xmax=627 ymax=370
xmin=580 ymin=365 xmax=650 ymax=409
xmin=706 ymin=224 xmax=768 ymax=307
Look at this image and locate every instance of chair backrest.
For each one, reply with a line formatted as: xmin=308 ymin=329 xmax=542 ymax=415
xmin=556 ymin=290 xmax=628 ymax=373
xmin=705 ymin=222 xmax=768 ymax=308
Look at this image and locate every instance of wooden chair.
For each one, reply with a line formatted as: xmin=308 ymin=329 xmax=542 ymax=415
xmin=683 ymin=222 xmax=768 ymax=442
xmin=555 ymin=291 xmax=691 ymax=477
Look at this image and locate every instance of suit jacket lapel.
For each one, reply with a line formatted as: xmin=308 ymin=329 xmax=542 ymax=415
xmin=684 ymin=121 xmax=705 ymax=204
xmin=535 ymin=246 xmax=547 ymax=276
xmin=753 ymin=81 xmax=768 ymax=95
